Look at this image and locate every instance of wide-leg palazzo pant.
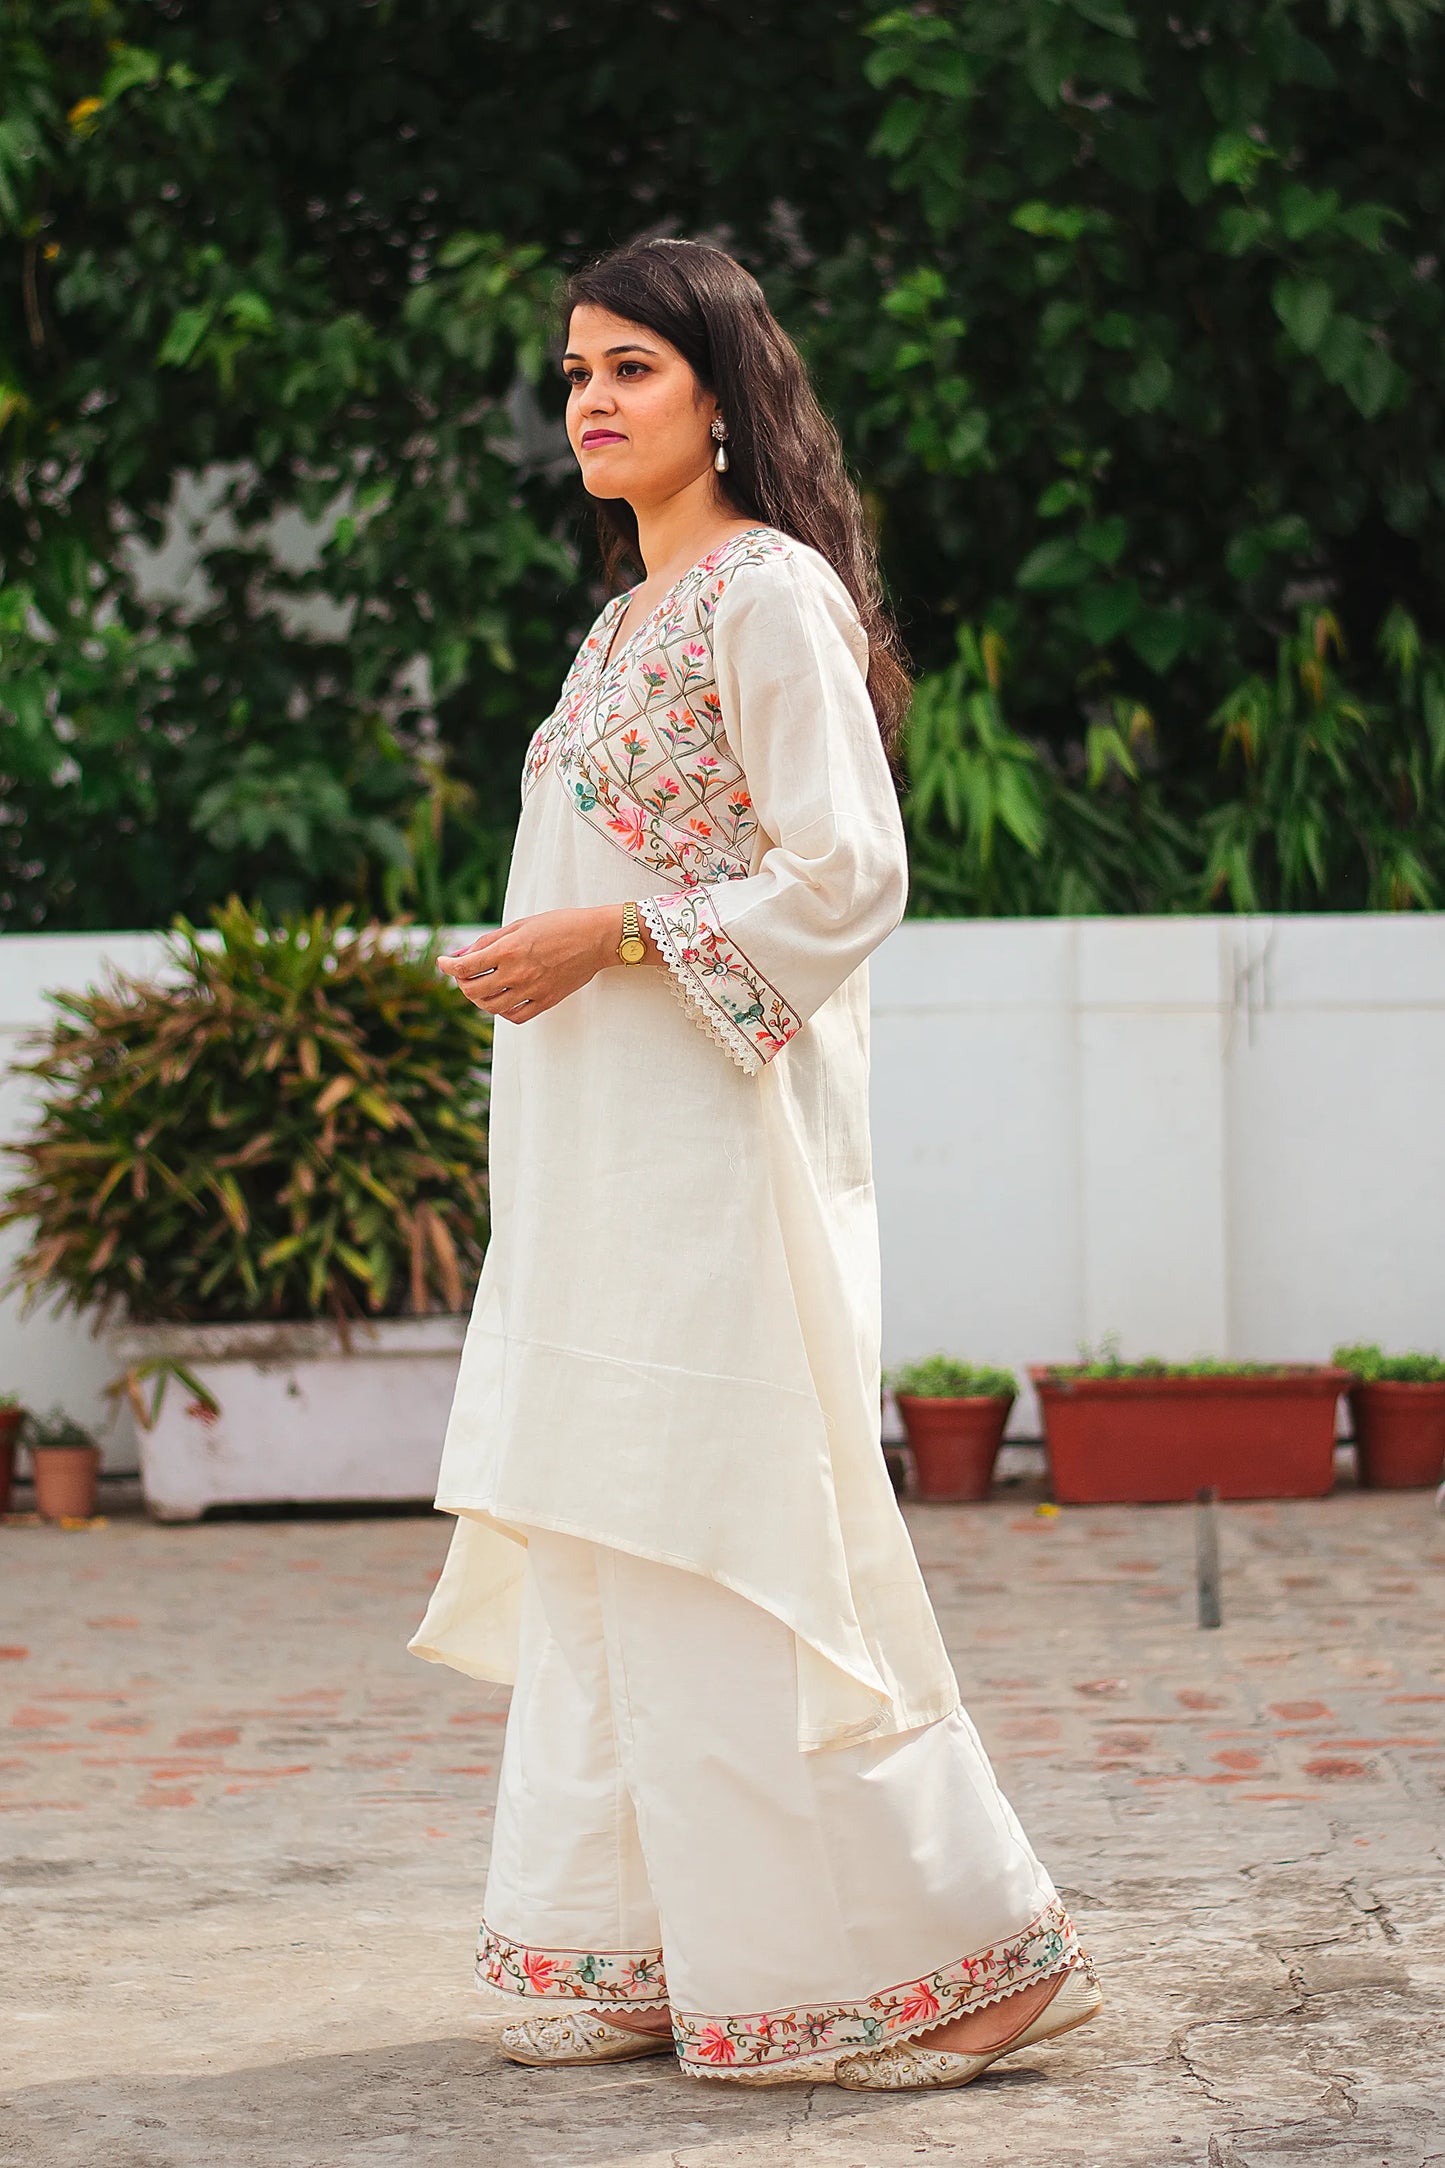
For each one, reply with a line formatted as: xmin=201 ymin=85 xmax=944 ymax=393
xmin=477 ymin=1528 xmax=1080 ymax=2080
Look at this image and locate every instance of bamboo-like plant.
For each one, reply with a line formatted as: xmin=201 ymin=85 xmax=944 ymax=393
xmin=0 ymin=900 xmax=492 ymax=1327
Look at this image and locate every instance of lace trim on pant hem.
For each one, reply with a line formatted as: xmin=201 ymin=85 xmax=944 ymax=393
xmin=672 ymin=1894 xmax=1079 ymax=2077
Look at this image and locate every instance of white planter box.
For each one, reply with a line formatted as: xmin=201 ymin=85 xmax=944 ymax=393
xmin=108 ymin=1316 xmax=466 ymax=1522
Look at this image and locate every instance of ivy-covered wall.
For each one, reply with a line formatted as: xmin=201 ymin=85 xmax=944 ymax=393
xmin=3 ymin=0 xmax=1443 ymax=928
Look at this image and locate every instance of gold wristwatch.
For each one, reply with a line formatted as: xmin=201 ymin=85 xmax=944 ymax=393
xmin=616 ymin=899 xmax=647 ymax=966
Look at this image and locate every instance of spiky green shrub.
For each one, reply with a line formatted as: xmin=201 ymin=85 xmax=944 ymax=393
xmin=0 ymin=900 xmax=491 ymax=1325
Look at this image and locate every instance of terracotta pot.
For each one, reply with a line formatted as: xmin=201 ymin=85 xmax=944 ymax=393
xmin=894 ymin=1393 xmax=1013 ymax=1503
xmin=1350 ymin=1380 xmax=1445 ymax=1489
xmin=1030 ymin=1366 xmax=1351 ymax=1505
xmin=30 ymin=1445 xmax=101 ymax=1521
xmin=0 ymin=1407 xmax=22 ymax=1516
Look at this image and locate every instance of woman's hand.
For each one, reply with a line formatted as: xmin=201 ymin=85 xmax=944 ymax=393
xmin=438 ymin=906 xmax=646 ymax=1020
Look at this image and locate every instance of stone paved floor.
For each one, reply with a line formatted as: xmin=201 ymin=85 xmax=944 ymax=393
xmin=2 ymin=1472 xmax=1442 ymax=2168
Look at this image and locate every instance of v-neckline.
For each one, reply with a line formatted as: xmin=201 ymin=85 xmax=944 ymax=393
xmin=598 ymin=525 xmax=775 ymax=676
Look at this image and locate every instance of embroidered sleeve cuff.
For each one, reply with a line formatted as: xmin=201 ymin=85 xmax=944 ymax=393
xmin=639 ymin=890 xmax=802 ymax=1075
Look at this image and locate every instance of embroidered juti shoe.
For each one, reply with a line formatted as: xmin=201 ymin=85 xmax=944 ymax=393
xmin=832 ymin=1955 xmax=1103 ymax=2092
xmin=497 ymin=2009 xmax=677 ymax=2067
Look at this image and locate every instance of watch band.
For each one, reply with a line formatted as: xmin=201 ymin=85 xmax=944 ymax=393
xmin=616 ymin=899 xmax=648 ymax=966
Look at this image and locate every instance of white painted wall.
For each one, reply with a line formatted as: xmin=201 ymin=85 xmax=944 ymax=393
xmin=1 ymin=935 xmax=175 ymax=1472
xmin=3 ymin=916 xmax=1443 ymax=1468
xmin=870 ymin=915 xmax=1445 ymax=1435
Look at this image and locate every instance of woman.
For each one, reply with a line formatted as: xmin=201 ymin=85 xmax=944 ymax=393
xmin=409 ymin=236 xmax=1101 ymax=2091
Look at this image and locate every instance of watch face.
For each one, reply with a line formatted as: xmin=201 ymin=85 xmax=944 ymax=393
xmin=619 ymin=936 xmax=647 ymax=964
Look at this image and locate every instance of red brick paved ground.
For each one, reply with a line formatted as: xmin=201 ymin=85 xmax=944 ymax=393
xmin=2 ymin=1474 xmax=1442 ymax=2166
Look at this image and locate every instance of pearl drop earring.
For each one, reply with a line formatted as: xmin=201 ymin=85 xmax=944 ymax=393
xmin=711 ymin=417 xmax=729 ymax=474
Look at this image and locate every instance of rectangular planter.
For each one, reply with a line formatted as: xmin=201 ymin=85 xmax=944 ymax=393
xmin=1030 ymin=1365 xmax=1351 ymax=1505
xmin=109 ymin=1316 xmax=466 ymax=1522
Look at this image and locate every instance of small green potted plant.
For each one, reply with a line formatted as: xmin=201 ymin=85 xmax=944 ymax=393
xmin=1031 ymin=1339 xmax=1350 ymax=1504
xmin=1335 ymin=1344 xmax=1445 ymax=1490
xmin=885 ymin=1357 xmax=1017 ymax=1503
xmin=22 ymin=1407 xmax=102 ymax=1522
xmin=0 ymin=1392 xmax=23 ymax=1516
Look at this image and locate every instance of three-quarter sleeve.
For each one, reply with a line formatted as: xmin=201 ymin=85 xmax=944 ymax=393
xmin=638 ymin=548 xmax=908 ymax=1074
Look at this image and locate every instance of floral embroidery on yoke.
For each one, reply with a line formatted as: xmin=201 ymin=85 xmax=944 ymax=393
xmin=523 ymin=526 xmax=794 ymax=890
xmin=672 ymin=1894 xmax=1079 ymax=2076
xmin=520 ymin=603 xmax=611 ymax=799
xmin=476 ymin=1923 xmax=668 ymax=2005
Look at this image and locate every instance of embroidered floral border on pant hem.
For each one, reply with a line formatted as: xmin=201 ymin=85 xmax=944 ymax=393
xmin=476 ymin=1923 xmax=669 ymax=2005
xmin=672 ymin=1894 xmax=1079 ymax=2078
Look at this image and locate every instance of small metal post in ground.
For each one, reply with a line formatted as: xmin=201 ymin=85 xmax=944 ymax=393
xmin=1195 ymin=1484 xmax=1222 ymax=1629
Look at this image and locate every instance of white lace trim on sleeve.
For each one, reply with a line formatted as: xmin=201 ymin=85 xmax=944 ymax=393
xmin=639 ymin=890 xmax=801 ymax=1074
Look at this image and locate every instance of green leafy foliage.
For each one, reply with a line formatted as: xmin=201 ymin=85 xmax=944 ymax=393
xmin=1045 ymin=1340 xmax=1307 ymax=1379
xmin=1198 ymin=605 xmax=1445 ymax=910
xmin=0 ymin=900 xmax=492 ymax=1324
xmin=901 ymin=601 xmax=1445 ymax=913
xmin=1334 ymin=1341 xmax=1445 ymax=1383
xmin=3 ymin=1 xmax=1445 ymax=924
xmin=886 ymin=1356 xmax=1017 ymax=1400
xmin=900 ymin=621 xmax=1200 ymax=913
xmin=837 ymin=0 xmax=1445 ymax=910
xmin=19 ymin=1405 xmax=98 ymax=1452
xmin=1 ymin=0 xmax=580 ymax=928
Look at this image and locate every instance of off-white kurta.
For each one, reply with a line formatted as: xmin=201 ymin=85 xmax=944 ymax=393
xmin=409 ymin=524 xmax=961 ymax=1752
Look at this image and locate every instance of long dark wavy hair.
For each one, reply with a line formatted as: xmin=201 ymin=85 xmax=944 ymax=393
xmin=559 ymin=237 xmax=913 ymax=759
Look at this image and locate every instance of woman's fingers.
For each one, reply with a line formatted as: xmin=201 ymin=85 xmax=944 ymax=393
xmin=438 ymin=912 xmax=590 ymax=1021
xmin=441 ymin=948 xmax=506 ymax=984
xmin=488 ymin=980 xmax=546 ymax=1020
xmin=440 ymin=939 xmax=522 ymax=1011
xmin=443 ymin=923 xmax=511 ymax=956
xmin=438 ymin=925 xmax=515 ymax=979
xmin=453 ymin=971 xmax=542 ymax=1020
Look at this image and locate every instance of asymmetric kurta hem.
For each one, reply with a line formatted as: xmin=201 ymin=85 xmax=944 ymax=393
xmin=409 ymin=523 xmax=964 ymax=1752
